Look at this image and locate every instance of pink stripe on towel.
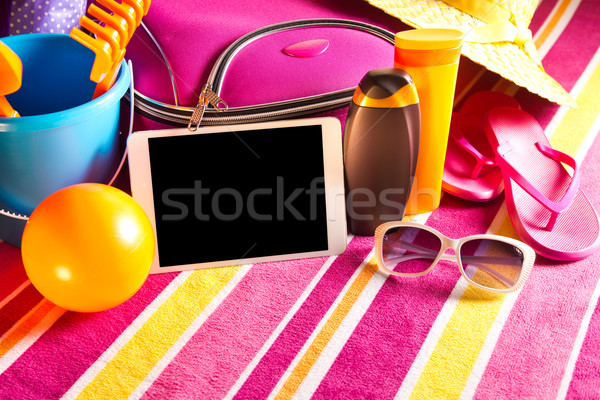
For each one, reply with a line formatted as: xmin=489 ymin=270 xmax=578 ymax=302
xmin=0 ymin=272 xmax=177 ymax=400
xmin=529 ymin=0 xmax=559 ymax=33
xmin=311 ymin=196 xmax=503 ymax=399
xmin=541 ymin=0 xmax=600 ymax=94
xmin=231 ymin=236 xmax=374 ymax=400
xmin=0 ymin=284 xmax=43 ymax=337
xmin=516 ymin=0 xmax=600 ymax=129
xmin=566 ymin=293 xmax=600 ymax=399
xmin=0 ymin=243 xmax=28 ymax=300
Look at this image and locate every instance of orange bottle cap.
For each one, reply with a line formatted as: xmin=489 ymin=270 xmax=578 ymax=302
xmin=395 ymin=28 xmax=464 ymax=50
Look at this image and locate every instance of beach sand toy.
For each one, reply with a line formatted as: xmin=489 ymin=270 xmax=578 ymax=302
xmin=0 ymin=33 xmax=130 ymax=247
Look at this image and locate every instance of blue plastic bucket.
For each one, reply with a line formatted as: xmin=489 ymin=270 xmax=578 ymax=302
xmin=0 ymin=33 xmax=129 ymax=247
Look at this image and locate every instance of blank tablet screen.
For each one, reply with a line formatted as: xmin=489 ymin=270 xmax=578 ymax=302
xmin=147 ymin=124 xmax=329 ymax=268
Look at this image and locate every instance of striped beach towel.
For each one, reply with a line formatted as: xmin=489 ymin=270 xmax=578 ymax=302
xmin=1 ymin=0 xmax=600 ymax=398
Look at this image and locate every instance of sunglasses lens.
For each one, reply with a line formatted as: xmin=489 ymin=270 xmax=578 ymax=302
xmin=381 ymin=226 xmax=442 ymax=274
xmin=459 ymin=239 xmax=524 ymax=290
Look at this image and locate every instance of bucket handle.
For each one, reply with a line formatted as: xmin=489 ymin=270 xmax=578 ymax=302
xmin=107 ymin=59 xmax=135 ymax=186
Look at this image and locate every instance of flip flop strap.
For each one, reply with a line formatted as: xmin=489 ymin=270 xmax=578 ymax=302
xmin=495 ymin=141 xmax=580 ymax=231
xmin=450 ymin=122 xmax=495 ymax=179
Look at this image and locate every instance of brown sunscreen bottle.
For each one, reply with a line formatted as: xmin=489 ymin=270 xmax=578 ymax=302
xmin=344 ymin=68 xmax=420 ymax=236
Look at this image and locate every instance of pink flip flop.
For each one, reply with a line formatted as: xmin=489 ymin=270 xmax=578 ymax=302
xmin=442 ymin=91 xmax=520 ymax=201
xmin=485 ymin=107 xmax=600 ymax=261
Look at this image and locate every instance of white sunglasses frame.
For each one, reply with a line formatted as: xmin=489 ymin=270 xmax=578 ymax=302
xmin=374 ymin=221 xmax=536 ymax=293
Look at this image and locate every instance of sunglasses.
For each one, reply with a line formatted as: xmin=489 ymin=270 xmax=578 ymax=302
xmin=374 ymin=222 xmax=535 ymax=293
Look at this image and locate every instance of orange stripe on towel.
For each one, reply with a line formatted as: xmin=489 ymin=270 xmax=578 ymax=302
xmin=0 ymin=300 xmax=55 ymax=357
xmin=534 ymin=0 xmax=573 ymax=49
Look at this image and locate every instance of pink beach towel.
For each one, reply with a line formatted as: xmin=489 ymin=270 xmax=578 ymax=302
xmin=1 ymin=0 xmax=600 ymax=399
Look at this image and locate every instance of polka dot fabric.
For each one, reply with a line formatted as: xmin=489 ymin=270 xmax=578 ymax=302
xmin=8 ymin=0 xmax=86 ymax=35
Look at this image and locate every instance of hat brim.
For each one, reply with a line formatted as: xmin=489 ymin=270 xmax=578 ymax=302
xmin=366 ymin=0 xmax=576 ymax=106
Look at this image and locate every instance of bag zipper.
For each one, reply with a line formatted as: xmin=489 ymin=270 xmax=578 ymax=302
xmin=128 ymin=86 xmax=356 ymax=126
xmin=126 ymin=19 xmax=395 ymax=128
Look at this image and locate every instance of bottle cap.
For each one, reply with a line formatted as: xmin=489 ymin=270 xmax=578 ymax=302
xmin=395 ymin=28 xmax=464 ymax=50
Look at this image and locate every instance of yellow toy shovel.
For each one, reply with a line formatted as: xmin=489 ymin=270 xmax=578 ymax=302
xmin=0 ymin=40 xmax=22 ymax=117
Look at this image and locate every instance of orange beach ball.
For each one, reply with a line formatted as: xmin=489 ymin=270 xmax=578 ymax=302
xmin=21 ymin=183 xmax=155 ymax=312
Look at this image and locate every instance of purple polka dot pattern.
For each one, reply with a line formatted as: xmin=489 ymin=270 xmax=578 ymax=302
xmin=8 ymin=0 xmax=86 ymax=35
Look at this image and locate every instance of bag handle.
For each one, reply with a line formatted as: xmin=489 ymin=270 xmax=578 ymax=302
xmin=131 ymin=19 xmax=396 ymax=128
xmin=189 ymin=19 xmax=396 ymax=130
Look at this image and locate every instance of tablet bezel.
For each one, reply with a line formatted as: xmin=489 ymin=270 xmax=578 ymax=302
xmin=128 ymin=117 xmax=347 ymax=274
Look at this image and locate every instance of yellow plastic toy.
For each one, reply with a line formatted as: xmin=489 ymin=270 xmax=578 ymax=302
xmin=0 ymin=40 xmax=23 ymax=117
xmin=70 ymin=0 xmax=151 ymax=98
xmin=69 ymin=28 xmax=114 ymax=83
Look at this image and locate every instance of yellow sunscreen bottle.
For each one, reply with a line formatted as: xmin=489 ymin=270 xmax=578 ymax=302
xmin=394 ymin=28 xmax=464 ymax=215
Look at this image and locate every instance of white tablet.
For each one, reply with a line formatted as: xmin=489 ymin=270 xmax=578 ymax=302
xmin=128 ymin=117 xmax=347 ymax=274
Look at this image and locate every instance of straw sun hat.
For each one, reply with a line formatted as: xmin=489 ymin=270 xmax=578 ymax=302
xmin=365 ymin=0 xmax=575 ymax=106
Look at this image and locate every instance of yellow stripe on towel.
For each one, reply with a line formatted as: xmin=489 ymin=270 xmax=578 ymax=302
xmin=74 ymin=266 xmax=240 ymax=400
xmin=408 ymin=219 xmax=517 ymax=400
xmin=550 ymin=52 xmax=600 ymax=154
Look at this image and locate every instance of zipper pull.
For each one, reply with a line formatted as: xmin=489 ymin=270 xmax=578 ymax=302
xmin=188 ymin=85 xmax=229 ymax=131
